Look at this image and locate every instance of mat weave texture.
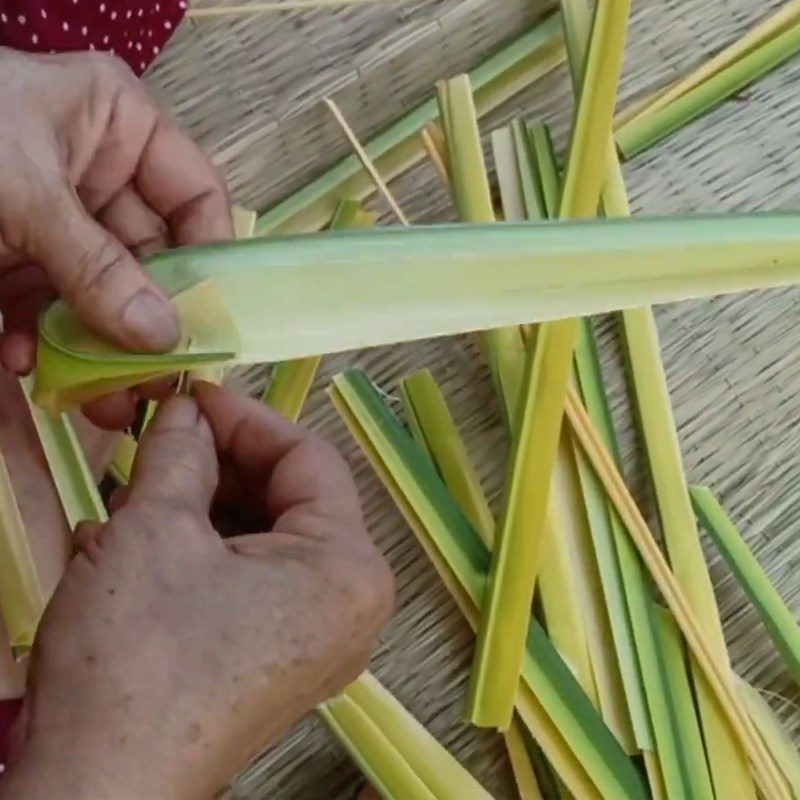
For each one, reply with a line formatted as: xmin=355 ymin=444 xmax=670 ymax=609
xmin=146 ymin=1 xmax=800 ymax=796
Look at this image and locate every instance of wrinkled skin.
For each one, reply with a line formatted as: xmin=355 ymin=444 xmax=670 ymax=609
xmin=0 ymin=46 xmax=233 ymax=429
xmin=0 ymin=384 xmax=393 ymax=799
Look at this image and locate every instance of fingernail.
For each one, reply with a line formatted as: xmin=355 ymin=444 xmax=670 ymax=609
xmin=121 ymin=290 xmax=180 ymax=353
xmin=150 ymin=395 xmax=202 ymax=431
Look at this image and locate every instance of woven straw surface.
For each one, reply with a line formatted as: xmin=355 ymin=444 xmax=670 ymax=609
xmin=146 ymin=1 xmax=800 ymax=797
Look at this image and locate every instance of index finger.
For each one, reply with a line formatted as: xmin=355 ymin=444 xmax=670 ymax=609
xmin=135 ymin=115 xmax=233 ymax=246
xmin=192 ymin=382 xmax=364 ymax=544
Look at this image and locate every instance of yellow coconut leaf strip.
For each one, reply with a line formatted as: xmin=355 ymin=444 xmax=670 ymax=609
xmin=504 ymin=717 xmax=546 ymax=800
xmin=0 ymin=446 xmax=44 ymax=655
xmin=331 ymin=370 xmax=648 ymax=800
xmin=560 ymin=0 xmax=752 ymax=791
xmin=21 ymin=379 xmax=107 ymax=527
xmin=344 ymin=673 xmax=493 ymax=799
xmin=256 ymin=14 xmax=565 ymax=234
xmin=564 ymin=386 xmax=789 ymax=800
xmin=231 ymin=205 xmax=257 ymax=239
xmin=400 ymin=369 xmax=495 ymax=546
xmin=469 ymin=0 xmax=632 ymax=729
xmin=651 ymin=605 xmax=715 ymax=800
xmin=109 ymin=433 xmax=137 ymax=486
xmin=436 ymin=75 xmax=526 ymax=426
xmin=319 ymin=693 xmax=437 ymax=800
xmin=537 ymin=505 xmax=597 ymax=704
xmin=263 ymin=200 xmax=375 ymax=422
xmin=736 ymin=678 xmax=800 ymax=798
xmin=621 ymin=308 xmax=753 ymax=799
xmin=616 ymin=19 xmax=800 ymax=158
xmin=491 ymin=127 xmax=526 ymax=222
xmin=691 ymin=486 xmax=800 ymax=684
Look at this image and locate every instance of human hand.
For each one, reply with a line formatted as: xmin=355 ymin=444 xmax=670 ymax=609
xmin=0 ymin=385 xmax=393 ymax=800
xmin=0 ymin=47 xmax=233 ymax=428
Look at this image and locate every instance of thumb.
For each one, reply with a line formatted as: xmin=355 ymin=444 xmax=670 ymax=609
xmin=128 ymin=396 xmax=219 ymax=515
xmin=22 ymin=181 xmax=180 ymax=353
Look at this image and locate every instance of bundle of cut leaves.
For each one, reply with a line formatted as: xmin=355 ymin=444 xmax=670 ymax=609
xmin=3 ymin=2 xmax=800 ymax=798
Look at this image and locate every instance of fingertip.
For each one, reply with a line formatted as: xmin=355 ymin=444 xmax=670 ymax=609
xmin=81 ymin=391 xmax=138 ymax=430
xmin=0 ymin=333 xmax=36 ymax=375
xmin=136 ymin=374 xmax=177 ymax=400
xmin=120 ymin=287 xmax=181 ymax=354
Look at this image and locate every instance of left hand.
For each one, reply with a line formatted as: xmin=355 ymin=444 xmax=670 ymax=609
xmin=0 ymin=48 xmax=233 ymax=429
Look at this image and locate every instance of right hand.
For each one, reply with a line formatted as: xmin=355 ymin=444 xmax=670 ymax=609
xmin=0 ymin=47 xmax=233 ymax=428
xmin=1 ymin=385 xmax=393 ymax=800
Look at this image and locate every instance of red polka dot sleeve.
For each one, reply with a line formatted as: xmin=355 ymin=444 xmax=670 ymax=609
xmin=0 ymin=0 xmax=186 ymax=75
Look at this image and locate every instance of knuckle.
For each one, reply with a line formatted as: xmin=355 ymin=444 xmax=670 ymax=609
xmin=70 ymin=235 xmax=129 ymax=305
xmin=320 ymin=544 xmax=394 ymax=636
xmin=88 ymin=50 xmax=136 ymax=86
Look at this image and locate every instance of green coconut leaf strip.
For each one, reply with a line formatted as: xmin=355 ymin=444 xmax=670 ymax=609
xmin=319 ymin=692 xmax=437 ymax=800
xmin=691 ymin=485 xmax=800 ymax=684
xmin=651 ymin=605 xmax=715 ymax=800
xmin=255 ymin=14 xmax=566 ymax=234
xmin=615 ymin=0 xmax=800 ymax=132
xmin=736 ymin=677 xmax=800 ymax=798
xmin=554 ymin=429 xmax=637 ymax=753
xmin=469 ymin=0 xmax=632 ymax=730
xmin=20 ymin=379 xmax=107 ymax=527
xmin=527 ymin=121 xmax=561 ymax=218
xmin=621 ymin=309 xmax=754 ymax=799
xmin=262 ymin=200 xmax=374 ymax=422
xmin=564 ymin=388 xmax=787 ymax=800
xmin=330 ymin=369 xmax=648 ymax=800
xmin=436 ymin=75 xmax=526 ymax=426
xmin=572 ymin=319 xmax=693 ymax=797
xmin=400 ymin=369 xmax=495 ymax=546
xmin=616 ymin=19 xmax=800 ymax=158
xmin=510 ymin=119 xmax=546 ymax=219
xmin=32 ymin=212 xmax=800 ymax=414
xmin=0 ymin=445 xmax=44 ymax=656
xmin=571 ymin=322 xmax=650 ymax=745
xmin=344 ymin=673 xmax=492 ymax=799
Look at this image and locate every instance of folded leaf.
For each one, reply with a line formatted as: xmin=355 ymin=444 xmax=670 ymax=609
xmin=263 ymin=199 xmax=375 ymax=422
xmin=33 ymin=213 xmax=800 ymax=413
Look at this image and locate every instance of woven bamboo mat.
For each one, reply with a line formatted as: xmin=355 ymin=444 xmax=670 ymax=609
xmin=145 ymin=1 xmax=800 ymax=797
